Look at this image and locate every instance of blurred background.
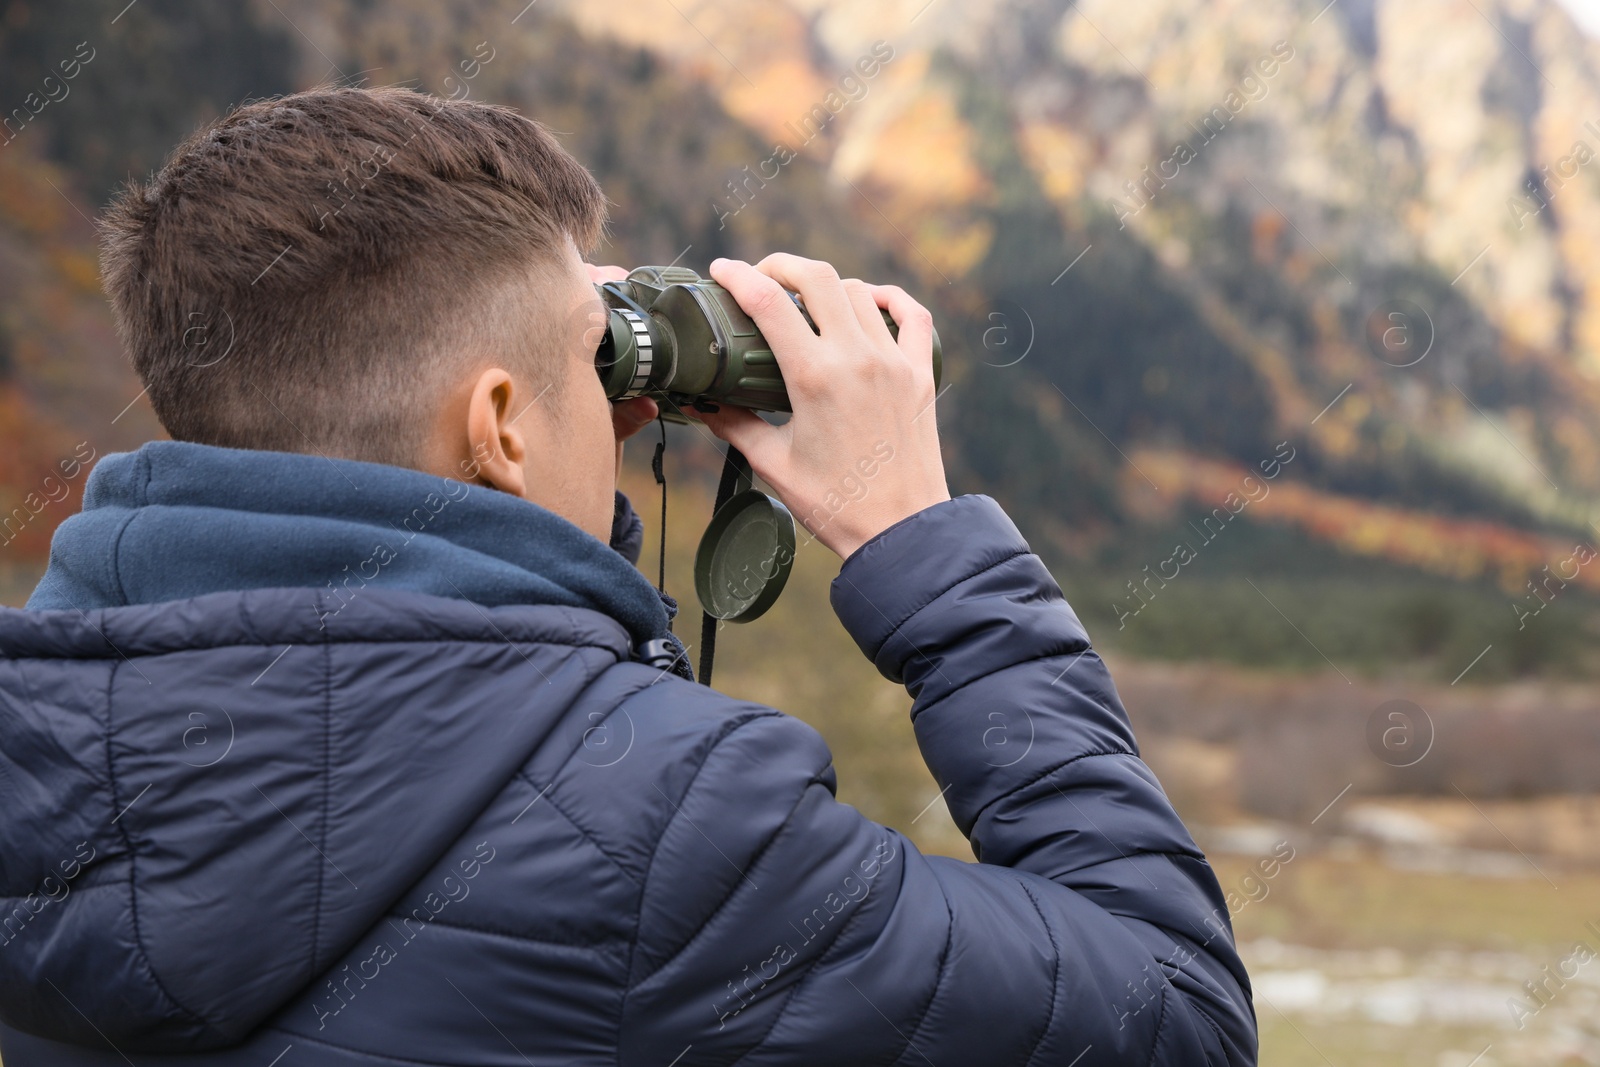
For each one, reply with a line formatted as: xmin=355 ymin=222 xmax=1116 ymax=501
xmin=4 ymin=0 xmax=1600 ymax=1062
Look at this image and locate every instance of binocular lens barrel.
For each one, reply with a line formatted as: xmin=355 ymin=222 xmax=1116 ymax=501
xmin=594 ymin=267 xmax=942 ymax=419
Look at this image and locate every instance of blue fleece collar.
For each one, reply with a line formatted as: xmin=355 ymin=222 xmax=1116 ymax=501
xmin=26 ymin=441 xmax=674 ymax=651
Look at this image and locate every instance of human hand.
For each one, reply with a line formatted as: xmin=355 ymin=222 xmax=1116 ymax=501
xmin=584 ymin=264 xmax=629 ymax=285
xmin=612 ymin=394 xmax=658 ymax=481
xmin=687 ymin=254 xmax=950 ymax=560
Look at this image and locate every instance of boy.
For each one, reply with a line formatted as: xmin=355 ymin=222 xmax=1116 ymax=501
xmin=0 ymin=87 xmax=1255 ymax=1064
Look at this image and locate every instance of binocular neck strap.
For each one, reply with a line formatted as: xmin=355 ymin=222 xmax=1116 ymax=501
xmin=651 ymin=417 xmax=669 ymax=595
xmin=697 ymin=443 xmax=752 ymax=687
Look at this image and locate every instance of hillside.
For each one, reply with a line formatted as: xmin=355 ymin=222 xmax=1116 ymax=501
xmin=555 ymin=0 xmax=1600 ymax=530
xmin=8 ymin=0 xmax=1600 ymax=678
xmin=6 ymin=7 xmax=1600 ymax=1062
xmin=0 ymin=140 xmax=161 ymax=595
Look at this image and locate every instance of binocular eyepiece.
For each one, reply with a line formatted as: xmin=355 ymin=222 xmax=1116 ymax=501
xmin=593 ymin=266 xmax=943 ymax=419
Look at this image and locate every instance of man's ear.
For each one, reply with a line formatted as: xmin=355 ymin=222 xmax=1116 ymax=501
xmin=463 ymin=368 xmax=529 ymax=498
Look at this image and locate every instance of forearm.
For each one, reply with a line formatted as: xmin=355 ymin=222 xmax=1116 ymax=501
xmin=676 ymin=250 xmax=1253 ymax=1061
xmin=831 ymin=494 xmax=1256 ymax=1057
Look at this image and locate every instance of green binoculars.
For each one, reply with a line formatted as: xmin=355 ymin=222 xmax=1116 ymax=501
xmin=593 ymin=266 xmax=942 ymax=418
xmin=592 ymin=265 xmax=944 ymax=656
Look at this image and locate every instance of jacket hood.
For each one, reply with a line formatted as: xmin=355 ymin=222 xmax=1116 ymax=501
xmin=0 ymin=586 xmax=635 ymax=1051
xmin=26 ymin=440 xmax=672 ymax=648
xmin=0 ymin=442 xmax=677 ymax=1051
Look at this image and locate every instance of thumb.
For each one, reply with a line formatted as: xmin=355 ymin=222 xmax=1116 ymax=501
xmin=611 ymin=396 xmax=659 ymax=440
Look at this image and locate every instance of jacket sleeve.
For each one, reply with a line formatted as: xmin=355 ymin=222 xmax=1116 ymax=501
xmin=619 ymin=495 xmax=1256 ymax=1066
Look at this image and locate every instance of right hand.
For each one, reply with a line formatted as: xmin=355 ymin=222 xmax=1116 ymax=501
xmin=687 ymin=254 xmax=950 ymax=560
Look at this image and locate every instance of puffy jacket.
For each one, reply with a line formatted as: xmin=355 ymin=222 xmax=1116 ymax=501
xmin=0 ymin=441 xmax=1256 ymax=1065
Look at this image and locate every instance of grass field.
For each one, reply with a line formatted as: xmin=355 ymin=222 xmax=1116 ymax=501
xmin=1223 ymin=851 xmax=1600 ymax=1065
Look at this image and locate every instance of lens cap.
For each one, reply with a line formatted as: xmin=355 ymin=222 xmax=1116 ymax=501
xmin=694 ymin=490 xmax=796 ymax=622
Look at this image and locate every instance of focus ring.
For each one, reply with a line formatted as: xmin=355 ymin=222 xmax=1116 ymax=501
xmin=619 ymin=308 xmax=653 ymax=397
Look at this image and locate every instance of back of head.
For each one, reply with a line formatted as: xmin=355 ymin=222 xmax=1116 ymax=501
xmin=99 ymin=86 xmax=607 ymax=467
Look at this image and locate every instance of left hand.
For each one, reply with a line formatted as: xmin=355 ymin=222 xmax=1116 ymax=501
xmin=587 ymin=263 xmax=659 ymax=479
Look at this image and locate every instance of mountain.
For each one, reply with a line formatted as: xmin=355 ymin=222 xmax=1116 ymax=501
xmin=552 ymin=0 xmax=1600 ymax=534
xmin=546 ymin=0 xmax=1600 ymax=678
xmin=7 ymin=0 xmax=1600 ymax=678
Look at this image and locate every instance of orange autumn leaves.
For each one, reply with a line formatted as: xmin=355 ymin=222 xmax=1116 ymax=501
xmin=1129 ymin=448 xmax=1600 ymax=596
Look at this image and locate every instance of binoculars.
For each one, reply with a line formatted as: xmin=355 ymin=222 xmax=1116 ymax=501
xmin=591 ymin=265 xmax=944 ymax=646
xmin=593 ymin=266 xmax=942 ymax=417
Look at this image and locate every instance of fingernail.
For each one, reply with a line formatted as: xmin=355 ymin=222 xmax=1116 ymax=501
xmin=710 ymin=258 xmax=729 ymax=270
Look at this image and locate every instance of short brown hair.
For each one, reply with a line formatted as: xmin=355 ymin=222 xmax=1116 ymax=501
xmin=99 ymin=86 xmax=607 ymax=465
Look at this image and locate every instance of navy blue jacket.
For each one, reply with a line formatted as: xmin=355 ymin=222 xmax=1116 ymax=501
xmin=0 ymin=442 xmax=1255 ymax=1065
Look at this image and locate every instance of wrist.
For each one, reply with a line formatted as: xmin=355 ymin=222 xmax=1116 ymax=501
xmin=830 ymin=491 xmax=953 ymax=562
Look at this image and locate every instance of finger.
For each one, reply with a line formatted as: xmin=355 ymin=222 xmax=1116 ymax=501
xmin=870 ymin=284 xmax=935 ymax=373
xmin=611 ymin=396 xmax=659 ymax=441
xmin=751 ymin=253 xmax=858 ymax=339
xmin=841 ymin=278 xmax=896 ymax=348
xmin=690 ymin=404 xmax=784 ymax=477
xmin=709 ymin=258 xmax=818 ymax=363
xmin=587 ymin=264 xmax=630 ymax=283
